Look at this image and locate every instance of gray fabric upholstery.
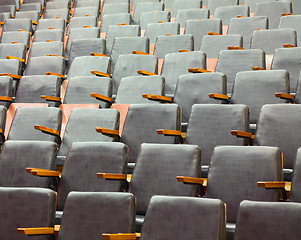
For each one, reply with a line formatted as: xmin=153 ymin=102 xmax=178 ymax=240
xmin=279 ymin=15 xmax=301 ymax=47
xmin=0 ymin=0 xmax=19 ymax=9
xmin=66 ymin=16 xmax=97 ymax=35
xmin=207 ymin=146 xmax=282 ymax=224
xmin=145 ymin=22 xmax=179 ymax=44
xmin=44 ymin=8 xmax=70 ymax=22
xmin=19 ymin=3 xmax=41 ymax=12
xmin=207 ymin=0 xmax=238 ymax=15
xmin=112 ymin=54 xmax=158 ymax=95
xmin=72 ymin=6 xmax=99 ymax=17
xmin=0 ymin=43 xmax=26 ymax=60
xmin=154 ymin=34 xmax=194 ymax=59
xmin=140 ymin=11 xmax=170 ymax=31
xmin=28 ymin=41 xmax=64 ymax=60
xmin=0 ymin=59 xmax=22 ymax=94
xmin=141 ymin=196 xmax=226 ymax=240
xmin=45 ymin=0 xmax=69 ymax=9
xmin=0 ymin=105 xmax=6 ymax=131
xmin=111 ymin=36 xmax=149 ymax=72
xmin=57 ymin=142 xmax=128 ymax=211
xmin=0 ymin=12 xmax=11 ymax=24
xmin=244 ymin=0 xmax=276 ymax=13
xmin=36 ymin=18 xmax=65 ymax=31
xmin=0 ymin=187 xmax=56 ymax=240
xmin=234 ymin=200 xmax=301 ymax=240
xmin=24 ymin=0 xmax=45 ymax=8
xmin=201 ymin=34 xmax=243 ymax=58
xmin=15 ymin=75 xmax=61 ymax=107
xmin=185 ymin=18 xmax=222 ymax=51
xmin=254 ymin=1 xmax=291 ymax=29
xmin=115 ymin=75 xmax=164 ymax=104
xmin=58 ymin=192 xmax=136 ymax=240
xmin=132 ymin=0 xmax=159 ymax=10
xmin=67 ymin=56 xmax=110 ymax=79
xmin=63 ymin=76 xmax=112 ymax=108
xmin=121 ymin=104 xmax=181 ymax=164
xmin=255 ymin=104 xmax=301 ymax=173
xmin=213 ymin=5 xmax=249 ymax=26
xmin=0 ymin=140 xmax=58 ymax=187
xmin=3 ymin=18 xmax=32 ymax=33
xmin=231 ymin=70 xmax=289 ymax=124
xmin=15 ymin=10 xmax=39 ymax=23
xmin=101 ymin=3 xmax=129 ymax=21
xmin=8 ymin=107 xmax=62 ymax=142
xmin=133 ymin=2 xmax=163 ymax=24
xmin=0 ymin=76 xmax=12 ymax=108
xmin=100 ymin=13 xmax=131 ymax=33
xmin=290 ymin=148 xmax=301 ymax=202
xmin=129 ymin=143 xmax=200 ymax=215
xmin=175 ymin=8 xmax=209 ymax=28
xmin=75 ymin=0 xmax=100 ymax=9
xmin=32 ymin=29 xmax=64 ymax=43
xmin=1 ymin=31 xmax=31 ymax=48
xmin=271 ymin=47 xmax=301 ymax=93
xmin=228 ymin=16 xmax=268 ymax=48
xmin=186 ymin=104 xmax=250 ymax=168
xmin=0 ymin=4 xmax=15 ymax=16
xmin=170 ymin=0 xmax=202 ymax=17
xmin=174 ymin=72 xmax=227 ymax=123
xmin=105 ymin=25 xmax=140 ymax=55
xmin=161 ymin=51 xmax=206 ymax=97
xmin=215 ymin=49 xmax=266 ymax=94
xmin=24 ymin=56 xmax=65 ymax=76
xmin=57 ymin=108 xmax=120 ymax=164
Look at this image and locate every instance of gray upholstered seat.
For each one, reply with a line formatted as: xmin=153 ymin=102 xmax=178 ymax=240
xmin=0 ymin=140 xmax=58 ymax=187
xmin=43 ymin=8 xmax=70 ymax=23
xmin=213 ymin=5 xmax=249 ymax=26
xmin=72 ymin=6 xmax=100 ymax=17
xmin=27 ymin=41 xmax=64 ymax=61
xmin=15 ymin=9 xmax=39 ymax=24
xmin=175 ymin=8 xmax=209 ymax=29
xmin=290 ymin=148 xmax=301 ymax=202
xmin=100 ymin=13 xmax=131 ymax=33
xmin=279 ymin=15 xmax=301 ymax=47
xmin=244 ymin=0 xmax=276 ymax=13
xmin=133 ymin=2 xmax=163 ymax=25
xmin=45 ymin=0 xmax=69 ymax=10
xmin=101 ymin=3 xmax=129 ymax=21
xmin=186 ymin=104 xmax=250 ymax=177
xmin=0 ymin=59 xmax=23 ymax=93
xmin=144 ymin=22 xmax=179 ymax=44
xmin=0 ymin=76 xmax=12 ymax=108
xmin=32 ymin=29 xmax=64 ymax=42
xmin=0 ymin=5 xmax=15 ymax=17
xmin=2 ymin=18 xmax=32 ymax=33
xmin=132 ymin=0 xmax=159 ymax=10
xmin=0 ymin=105 xmax=6 ymax=131
xmin=207 ymin=0 xmax=238 ymax=15
xmin=170 ymin=0 xmax=202 ymax=18
xmin=139 ymin=11 xmax=170 ymax=31
xmin=1 ymin=31 xmax=31 ymax=49
xmin=0 ymin=43 xmax=26 ymax=62
xmin=75 ymin=0 xmax=100 ymax=9
xmin=0 ymin=187 xmax=56 ymax=240
xmin=129 ymin=143 xmax=201 ymax=231
xmin=36 ymin=18 xmax=65 ymax=31
xmin=206 ymin=146 xmax=283 ymax=240
xmin=19 ymin=3 xmax=42 ymax=13
xmin=66 ymin=16 xmax=97 ymax=35
xmin=235 ymin=200 xmax=301 ymax=240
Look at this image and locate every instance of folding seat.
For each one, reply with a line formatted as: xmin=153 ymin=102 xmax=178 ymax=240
xmin=0 ymin=104 xmax=6 ymax=130
xmin=207 ymin=0 xmax=238 ymax=16
xmin=19 ymin=3 xmax=42 ymax=15
xmin=100 ymin=13 xmax=131 ymax=37
xmin=0 ymin=5 xmax=16 ymax=18
xmin=23 ymin=0 xmax=45 ymax=9
xmin=27 ymin=41 xmax=64 ymax=61
xmin=0 ymin=58 xmax=23 ymax=93
xmin=43 ymin=8 xmax=70 ymax=23
xmin=131 ymin=0 xmax=159 ymax=10
xmin=244 ymin=0 xmax=276 ymax=15
xmin=214 ymin=5 xmax=249 ymax=34
xmin=0 ymin=187 xmax=56 ymax=240
xmin=254 ymin=1 xmax=292 ymax=29
xmin=75 ymin=0 xmax=100 ymax=9
xmin=228 ymin=16 xmax=268 ymax=49
xmin=14 ymin=10 xmax=39 ymax=32
xmin=72 ymin=6 xmax=100 ymax=18
xmin=232 ymin=104 xmax=301 ymax=181
xmin=0 ymin=76 xmax=12 ymax=108
xmin=279 ymin=15 xmax=301 ymax=47
xmin=271 ymin=46 xmax=301 ymax=93
xmin=133 ymin=2 xmax=164 ymax=25
xmin=235 ymin=200 xmax=301 ymax=240
xmin=111 ymin=36 xmax=149 ymax=72
xmin=66 ymin=16 xmax=97 ymax=34
xmin=32 ymin=29 xmax=64 ymax=42
xmin=0 ymin=0 xmax=19 ymax=10
xmin=105 ymin=25 xmax=140 ymax=56
xmin=0 ymin=12 xmax=11 ymax=25
xmin=45 ymin=0 xmax=70 ymax=10
xmin=2 ymin=18 xmax=32 ymax=33
xmin=185 ymin=18 xmax=221 ymax=52
xmin=139 ymin=10 xmax=170 ymax=32
xmin=103 ymin=0 xmax=129 ymax=4
xmin=1 ymin=31 xmax=31 ymax=49
xmin=170 ymin=0 xmax=202 ymax=19
xmin=205 ymin=146 xmax=283 ymax=240
xmin=101 ymin=3 xmax=129 ymax=21
xmin=0 ymin=42 xmax=26 ymax=62
xmin=214 ymin=48 xmax=266 ymax=95
xmin=201 ymin=33 xmax=243 ymax=72
xmin=35 ymin=18 xmax=65 ymax=32
xmin=18 ymin=192 xmax=136 ymax=240
xmin=163 ymin=0 xmax=175 ymax=10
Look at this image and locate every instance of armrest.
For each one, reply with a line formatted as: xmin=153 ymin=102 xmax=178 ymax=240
xmin=83 ymin=25 xmax=91 ymax=28
xmin=188 ymin=68 xmax=211 ymax=73
xmin=252 ymin=67 xmax=264 ymax=71
xmin=17 ymin=227 xmax=54 ymax=235
xmin=231 ymin=130 xmax=253 ymax=145
xmin=6 ymin=56 xmax=25 ymax=63
xmin=132 ymin=51 xmax=149 ymax=55
xmin=117 ymin=23 xmax=128 ymax=25
xmin=0 ymin=96 xmax=12 ymax=102
xmin=142 ymin=94 xmax=172 ymax=103
xmin=91 ymin=70 xmax=110 ymax=77
xmin=26 ymin=167 xmax=47 ymax=173
xmin=46 ymin=40 xmax=53 ymax=42
xmin=227 ymin=46 xmax=245 ymax=50
xmin=0 ymin=129 xmax=4 ymax=143
xmin=34 ymin=125 xmax=60 ymax=137
xmin=97 ymin=173 xmax=127 ymax=180
xmin=0 ymin=73 xmax=22 ymax=79
xmin=48 ymin=27 xmax=55 ymax=30
xmin=281 ymin=13 xmax=293 ymax=16
xmin=283 ymin=44 xmax=296 ymax=48
xmin=46 ymin=72 xmax=65 ymax=79
xmin=137 ymin=70 xmax=156 ymax=76
xmin=41 ymin=95 xmax=62 ymax=103
xmin=90 ymin=93 xmax=112 ymax=103
xmin=95 ymin=127 xmax=120 ymax=141
xmin=102 ymin=233 xmax=138 ymax=240
xmin=30 ymin=169 xmax=60 ymax=177
xmin=208 ymin=93 xmax=229 ymax=101
xmin=275 ymin=93 xmax=294 ymax=102
xmin=0 ymin=21 xmax=4 ymax=25
xmin=208 ymin=32 xmax=221 ymax=35
xmin=45 ymin=55 xmax=67 ymax=60
xmin=157 ymin=129 xmax=183 ymax=143
xmin=179 ymin=49 xmax=190 ymax=52
xmin=177 ymin=176 xmax=204 ymax=185
xmin=257 ymin=181 xmax=285 ymax=188
xmin=32 ymin=20 xmax=38 ymax=25
xmin=236 ymin=15 xmax=243 ymax=18
xmin=90 ymin=53 xmax=108 ymax=57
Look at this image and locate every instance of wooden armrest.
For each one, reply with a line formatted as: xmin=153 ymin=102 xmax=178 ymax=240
xmin=34 ymin=125 xmax=60 ymax=137
xmin=158 ymin=21 xmax=164 ymax=23
xmin=41 ymin=95 xmax=62 ymax=102
xmin=30 ymin=169 xmax=60 ymax=177
xmin=237 ymin=15 xmax=243 ymax=18
xmin=257 ymin=181 xmax=285 ymax=188
xmin=95 ymin=127 xmax=120 ymax=141
xmin=91 ymin=71 xmax=110 ymax=77
xmin=231 ymin=130 xmax=252 ymax=138
xmin=132 ymin=51 xmax=149 ymax=55
xmin=275 ymin=92 xmax=294 ymax=102
xmin=45 ymin=55 xmax=67 ymax=59
xmin=48 ymin=27 xmax=55 ymax=30
xmin=179 ymin=49 xmax=190 ymax=52
xmin=117 ymin=23 xmax=128 ymax=25
xmin=83 ymin=25 xmax=91 ymax=28
xmin=165 ymin=34 xmax=172 ymax=36
xmin=283 ymin=44 xmax=296 ymax=48
xmin=142 ymin=94 xmax=172 ymax=103
xmin=17 ymin=227 xmax=54 ymax=235
xmin=0 ymin=21 xmax=4 ymax=25
xmin=281 ymin=13 xmax=293 ymax=16
xmin=157 ymin=129 xmax=181 ymax=136
xmin=188 ymin=68 xmax=211 ymax=73
xmin=26 ymin=168 xmax=46 ymax=173
xmin=90 ymin=93 xmax=112 ymax=103
xmin=6 ymin=56 xmax=25 ymax=62
xmin=252 ymin=67 xmax=264 ymax=71
xmin=46 ymin=40 xmax=53 ymax=42
xmin=90 ymin=53 xmax=108 ymax=57
xmin=227 ymin=46 xmax=245 ymax=50
xmin=0 ymin=96 xmax=12 ymax=102
xmin=46 ymin=72 xmax=65 ymax=79
xmin=102 ymin=233 xmax=137 ymax=240
xmin=208 ymin=93 xmax=229 ymax=101
xmin=208 ymin=32 xmax=221 ymax=35
xmin=177 ymin=176 xmax=204 ymax=185
xmin=97 ymin=173 xmax=126 ymax=180
xmin=0 ymin=73 xmax=22 ymax=79
xmin=32 ymin=20 xmax=38 ymax=25
xmin=137 ymin=70 xmax=156 ymax=76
